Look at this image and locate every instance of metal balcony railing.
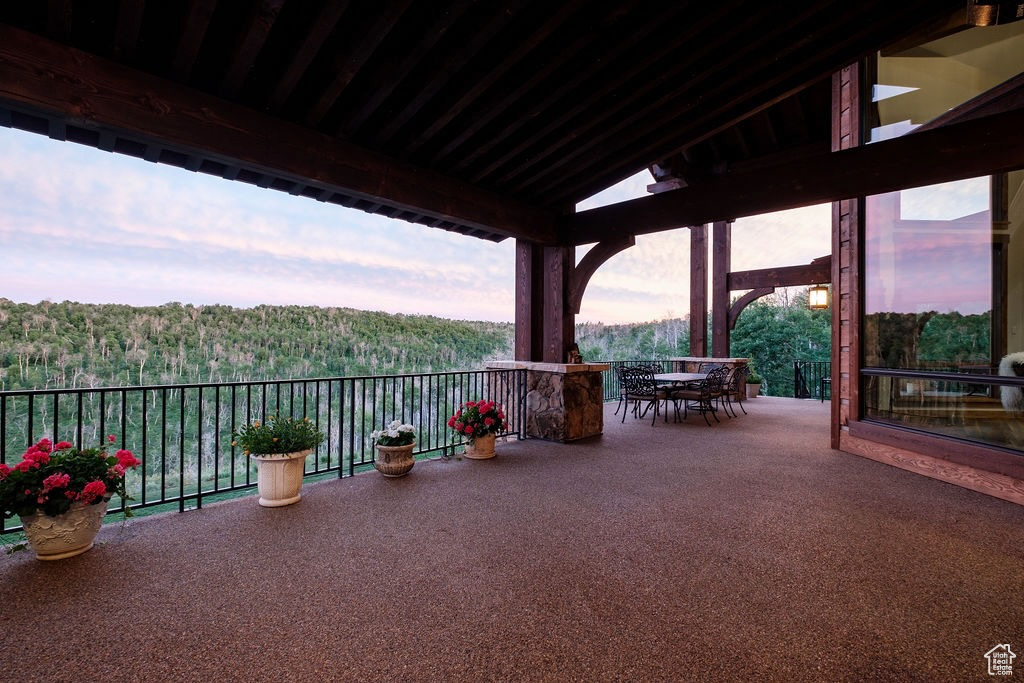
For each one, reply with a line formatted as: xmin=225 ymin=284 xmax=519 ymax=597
xmin=1 ymin=369 xmax=527 ymax=532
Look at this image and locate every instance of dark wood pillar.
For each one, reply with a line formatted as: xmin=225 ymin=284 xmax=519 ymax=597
xmin=515 ymin=240 xmax=575 ymax=362
xmin=711 ymin=220 xmax=732 ymax=357
xmin=690 ymin=224 xmax=708 ymax=356
xmin=514 ymin=240 xmax=540 ymax=361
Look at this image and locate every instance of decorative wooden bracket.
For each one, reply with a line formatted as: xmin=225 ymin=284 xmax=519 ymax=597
xmin=728 ymin=288 xmax=775 ymax=330
xmin=568 ymin=235 xmax=636 ymax=315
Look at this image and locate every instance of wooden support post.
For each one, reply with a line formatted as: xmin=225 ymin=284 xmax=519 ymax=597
xmin=515 ymin=240 xmax=575 ymax=362
xmin=712 ymin=221 xmax=732 ymax=357
xmin=542 ymin=246 xmax=574 ymax=363
xmin=690 ymin=224 xmax=708 ymax=356
xmin=515 ymin=241 xmax=540 ymax=361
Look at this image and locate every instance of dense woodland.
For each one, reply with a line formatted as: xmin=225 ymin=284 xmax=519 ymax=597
xmin=0 ymin=295 xmax=834 ymax=397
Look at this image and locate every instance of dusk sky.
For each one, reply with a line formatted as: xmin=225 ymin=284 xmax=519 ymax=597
xmin=0 ymin=126 xmax=831 ymax=323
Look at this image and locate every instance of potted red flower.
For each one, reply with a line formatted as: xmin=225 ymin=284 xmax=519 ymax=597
xmin=0 ymin=435 xmax=141 ymax=560
xmin=447 ymin=400 xmax=507 ymax=459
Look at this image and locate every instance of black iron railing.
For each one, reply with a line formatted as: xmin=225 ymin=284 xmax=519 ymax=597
xmin=794 ymin=360 xmax=831 ymax=400
xmin=1 ymin=369 xmax=527 ymax=532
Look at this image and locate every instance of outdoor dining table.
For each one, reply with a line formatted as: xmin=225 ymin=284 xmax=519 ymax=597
xmin=653 ymin=372 xmax=706 ymax=387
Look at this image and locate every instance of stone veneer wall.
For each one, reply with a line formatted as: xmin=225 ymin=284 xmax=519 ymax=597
xmin=487 ymin=362 xmax=608 ymax=442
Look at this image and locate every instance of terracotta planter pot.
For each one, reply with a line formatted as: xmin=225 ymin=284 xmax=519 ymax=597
xmin=20 ymin=499 xmax=109 ymax=561
xmin=374 ymin=443 xmax=416 ymax=477
xmin=746 ymin=383 xmax=761 ymax=399
xmin=464 ymin=432 xmax=496 ymax=459
xmin=251 ymin=449 xmax=312 ymax=507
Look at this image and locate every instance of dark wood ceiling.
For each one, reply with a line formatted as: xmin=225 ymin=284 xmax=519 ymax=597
xmin=0 ymin=1 xmax=982 ymax=244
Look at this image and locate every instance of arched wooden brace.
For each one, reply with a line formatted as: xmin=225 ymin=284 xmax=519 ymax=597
xmin=728 ymin=287 xmax=775 ymax=330
xmin=568 ymin=235 xmax=636 ymax=315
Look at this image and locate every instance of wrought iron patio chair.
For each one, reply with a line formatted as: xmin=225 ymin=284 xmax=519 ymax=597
xmin=669 ymin=367 xmax=725 ymax=426
xmin=718 ymin=366 xmax=747 ymax=417
xmin=619 ymin=366 xmax=669 ymax=425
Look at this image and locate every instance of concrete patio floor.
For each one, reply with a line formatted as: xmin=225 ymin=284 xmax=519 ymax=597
xmin=2 ymin=397 xmax=1022 ymax=681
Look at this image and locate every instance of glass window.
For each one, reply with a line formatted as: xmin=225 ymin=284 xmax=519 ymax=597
xmin=861 ymin=20 xmax=1024 ymax=452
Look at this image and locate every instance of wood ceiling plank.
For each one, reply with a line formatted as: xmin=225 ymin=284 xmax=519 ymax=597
xmin=404 ymin=0 xmax=589 ymax=158
xmin=220 ymin=0 xmax=285 ymax=98
xmin=341 ymin=0 xmax=474 ymax=134
xmin=0 ymin=24 xmax=560 ymax=244
xmin=304 ymin=0 xmax=415 ymax=128
xmin=566 ymin=107 xmax=1024 ymax=245
xmin=543 ymin=1 xmax=961 ymax=205
xmin=369 ymin=0 xmax=531 ymax=148
xmin=265 ymin=0 xmax=350 ymax=112
xmin=432 ymin=0 xmax=649 ymax=170
xmin=465 ymin=1 xmax=765 ymax=189
xmin=171 ymin=0 xmax=217 ymax=81
xmin=113 ymin=0 xmax=145 ymax=61
xmin=506 ymin=3 xmax=843 ymax=200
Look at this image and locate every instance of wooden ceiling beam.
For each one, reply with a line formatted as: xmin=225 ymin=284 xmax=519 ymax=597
xmin=466 ymin=2 xmax=742 ymax=188
xmin=304 ymin=0 xmax=415 ymax=128
xmin=566 ymin=107 xmax=1024 ymax=246
xmin=440 ymin=0 xmax=657 ymax=174
xmin=265 ymin=1 xmax=349 ymax=112
xmin=220 ymin=0 xmax=285 ymax=99
xmin=537 ymin=2 xmax=960 ymax=206
xmin=0 ymin=24 xmax=560 ymax=244
xmin=342 ymin=0 xmax=473 ymax=134
xmin=404 ymin=0 xmax=589 ymax=158
xmin=497 ymin=3 xmax=821 ymax=195
xmin=369 ymin=0 xmax=531 ymax=147
xmin=171 ymin=0 xmax=217 ymax=82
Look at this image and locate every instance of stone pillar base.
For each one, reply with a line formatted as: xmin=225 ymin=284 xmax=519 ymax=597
xmin=487 ymin=362 xmax=609 ymax=442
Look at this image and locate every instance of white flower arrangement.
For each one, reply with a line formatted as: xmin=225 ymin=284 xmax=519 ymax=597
xmin=371 ymin=420 xmax=416 ymax=447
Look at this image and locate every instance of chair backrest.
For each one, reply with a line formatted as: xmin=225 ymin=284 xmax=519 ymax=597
xmin=620 ymin=366 xmax=657 ymax=396
xmin=705 ymin=367 xmax=728 ymax=393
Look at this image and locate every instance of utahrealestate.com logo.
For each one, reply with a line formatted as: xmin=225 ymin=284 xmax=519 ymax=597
xmin=985 ymin=644 xmax=1016 ymax=676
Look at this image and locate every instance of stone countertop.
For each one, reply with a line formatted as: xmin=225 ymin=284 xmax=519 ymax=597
xmin=486 ymin=361 xmax=610 ymax=373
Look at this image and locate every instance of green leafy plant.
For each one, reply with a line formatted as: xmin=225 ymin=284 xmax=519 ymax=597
xmin=0 ymin=436 xmax=141 ymax=520
xmin=371 ymin=420 xmax=416 ymax=447
xmin=232 ymin=416 xmax=324 ymax=456
xmin=746 ymin=366 xmax=763 ymax=384
xmin=447 ymin=400 xmax=507 ymax=441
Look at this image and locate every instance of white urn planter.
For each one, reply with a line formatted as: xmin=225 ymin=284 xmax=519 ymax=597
xmin=19 ymin=499 xmax=109 ymax=560
xmin=251 ymin=449 xmax=312 ymax=507
xmin=745 ymin=382 xmax=762 ymax=399
xmin=464 ymin=433 xmax=497 ymax=459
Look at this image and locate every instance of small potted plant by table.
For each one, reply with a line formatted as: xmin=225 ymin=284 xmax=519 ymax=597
xmin=0 ymin=435 xmax=141 ymax=560
xmin=233 ymin=416 xmax=324 ymax=507
xmin=447 ymin=400 xmax=507 ymax=459
xmin=745 ymin=367 xmax=763 ymax=398
xmin=371 ymin=420 xmax=417 ymax=477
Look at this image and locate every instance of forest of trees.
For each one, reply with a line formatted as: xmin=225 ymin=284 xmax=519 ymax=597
xmin=0 ymin=300 xmax=514 ymax=391
xmin=0 ymin=293 xmax=833 ymax=397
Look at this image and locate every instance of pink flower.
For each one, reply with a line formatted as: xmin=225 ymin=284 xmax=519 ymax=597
xmin=465 ymin=425 xmax=474 ymax=436
xmin=0 ymin=463 xmax=10 ymax=478
xmin=78 ymin=480 xmax=107 ymax=504
xmin=108 ymin=464 xmax=126 ymax=478
xmin=484 ymin=417 xmax=494 ymax=426
xmin=42 ymin=472 xmax=71 ymax=491
xmin=24 ymin=449 xmax=50 ymax=465
xmin=35 ymin=438 xmax=52 ymax=453
xmin=54 ymin=441 xmax=73 ymax=450
xmin=107 ymin=434 xmax=116 ymax=444
xmin=447 ymin=416 xmax=457 ymax=428
xmin=115 ymin=449 xmax=140 ymax=468
xmin=15 ymin=461 xmax=33 ymax=473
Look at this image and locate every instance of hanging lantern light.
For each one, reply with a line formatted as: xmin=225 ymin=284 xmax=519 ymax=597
xmin=808 ymin=284 xmax=829 ymax=310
